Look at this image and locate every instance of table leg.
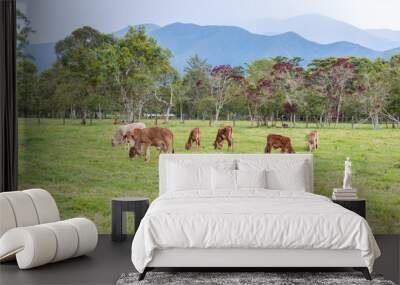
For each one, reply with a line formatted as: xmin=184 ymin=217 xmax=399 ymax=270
xmin=122 ymin=211 xmax=127 ymax=236
xmin=112 ymin=202 xmax=126 ymax=241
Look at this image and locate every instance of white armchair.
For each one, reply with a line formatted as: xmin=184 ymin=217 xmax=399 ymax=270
xmin=0 ymin=189 xmax=98 ymax=269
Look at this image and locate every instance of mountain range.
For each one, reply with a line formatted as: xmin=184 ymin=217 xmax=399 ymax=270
xmin=25 ymin=14 xmax=400 ymax=73
xmin=241 ymin=14 xmax=400 ymax=51
xmin=366 ymin=29 xmax=400 ymax=44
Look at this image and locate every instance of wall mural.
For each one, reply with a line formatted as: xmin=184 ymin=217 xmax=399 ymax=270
xmin=16 ymin=0 xmax=400 ymax=234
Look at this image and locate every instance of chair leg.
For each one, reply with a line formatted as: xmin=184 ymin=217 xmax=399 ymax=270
xmin=354 ymin=267 xmax=372 ymax=280
xmin=138 ymin=268 xmax=148 ymax=281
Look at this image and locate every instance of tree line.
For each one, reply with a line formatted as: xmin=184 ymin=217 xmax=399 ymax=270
xmin=17 ymin=16 xmax=400 ymax=129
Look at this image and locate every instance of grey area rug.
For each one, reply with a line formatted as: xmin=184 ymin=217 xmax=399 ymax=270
xmin=116 ymin=272 xmax=396 ymax=285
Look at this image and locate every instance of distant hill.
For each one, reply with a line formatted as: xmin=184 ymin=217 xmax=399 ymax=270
xmin=242 ymin=14 xmax=400 ymax=51
xmin=26 ymin=22 xmax=399 ymax=73
xmin=114 ymin=23 xmax=160 ymax=37
xmin=25 ymin=24 xmax=161 ymax=72
xmin=383 ymin=47 xmax=400 ymax=58
xmin=24 ymin=42 xmax=56 ymax=71
xmin=366 ymin=29 xmax=400 ymax=44
xmin=146 ymin=23 xmax=383 ymax=72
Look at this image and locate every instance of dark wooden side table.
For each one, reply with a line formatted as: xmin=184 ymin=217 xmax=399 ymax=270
xmin=112 ymin=197 xmax=149 ymax=242
xmin=332 ymin=199 xmax=366 ymax=218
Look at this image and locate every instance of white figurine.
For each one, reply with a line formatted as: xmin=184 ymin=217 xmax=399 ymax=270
xmin=343 ymin=157 xmax=352 ymax=190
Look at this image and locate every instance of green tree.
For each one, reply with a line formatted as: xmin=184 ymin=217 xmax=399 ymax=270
xmin=153 ymin=64 xmax=180 ymax=121
xmin=182 ymin=55 xmax=211 ymax=119
xmin=299 ymin=88 xmax=327 ymax=126
xmin=98 ymin=26 xmax=171 ymax=122
xmin=16 ymin=9 xmax=35 ymax=58
xmin=36 ymin=66 xmax=59 ymax=121
xmin=196 ymin=96 xmax=215 ymax=121
xmin=55 ymin=26 xmax=113 ymax=124
xmin=246 ymin=59 xmax=275 ymax=83
xmin=386 ymin=55 xmax=400 ymax=125
xmin=272 ymin=60 xmax=304 ymax=126
xmin=209 ymin=65 xmax=244 ymax=123
xmin=16 ymin=9 xmax=38 ymax=119
xmin=308 ymin=58 xmax=356 ymax=127
xmin=16 ymin=59 xmax=38 ymax=117
xmin=50 ymin=63 xmax=82 ymax=122
xmin=246 ymin=59 xmax=277 ymax=125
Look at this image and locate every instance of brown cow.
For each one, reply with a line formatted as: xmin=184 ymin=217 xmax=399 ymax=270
xmin=185 ymin=128 xmax=201 ymax=150
xmin=265 ymin=134 xmax=295 ymax=153
xmin=308 ymin=131 xmax=319 ymax=152
xmin=214 ymin=126 xmax=233 ymax=151
xmin=127 ymin=127 xmax=174 ymax=161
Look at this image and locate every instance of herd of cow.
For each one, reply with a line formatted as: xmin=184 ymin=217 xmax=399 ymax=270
xmin=111 ymin=122 xmax=319 ymax=161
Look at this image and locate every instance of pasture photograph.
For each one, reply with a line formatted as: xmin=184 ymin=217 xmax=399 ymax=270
xmin=16 ymin=0 xmax=400 ymax=236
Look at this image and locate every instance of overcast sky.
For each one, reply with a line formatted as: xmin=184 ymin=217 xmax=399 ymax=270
xmin=18 ymin=0 xmax=400 ymax=44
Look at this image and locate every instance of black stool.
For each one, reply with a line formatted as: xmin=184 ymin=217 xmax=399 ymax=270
xmin=112 ymin=197 xmax=149 ymax=242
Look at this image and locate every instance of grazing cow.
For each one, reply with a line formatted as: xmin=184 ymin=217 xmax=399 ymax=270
xmin=185 ymin=128 xmax=201 ymax=150
xmin=127 ymin=127 xmax=174 ymax=161
xmin=265 ymin=134 xmax=295 ymax=154
xmin=214 ymin=126 xmax=233 ymax=151
xmin=128 ymin=144 xmax=142 ymax=158
xmin=308 ymin=131 xmax=319 ymax=152
xmin=111 ymin=122 xmax=145 ymax=148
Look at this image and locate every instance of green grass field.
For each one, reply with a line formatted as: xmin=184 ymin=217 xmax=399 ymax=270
xmin=17 ymin=118 xmax=400 ymax=234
